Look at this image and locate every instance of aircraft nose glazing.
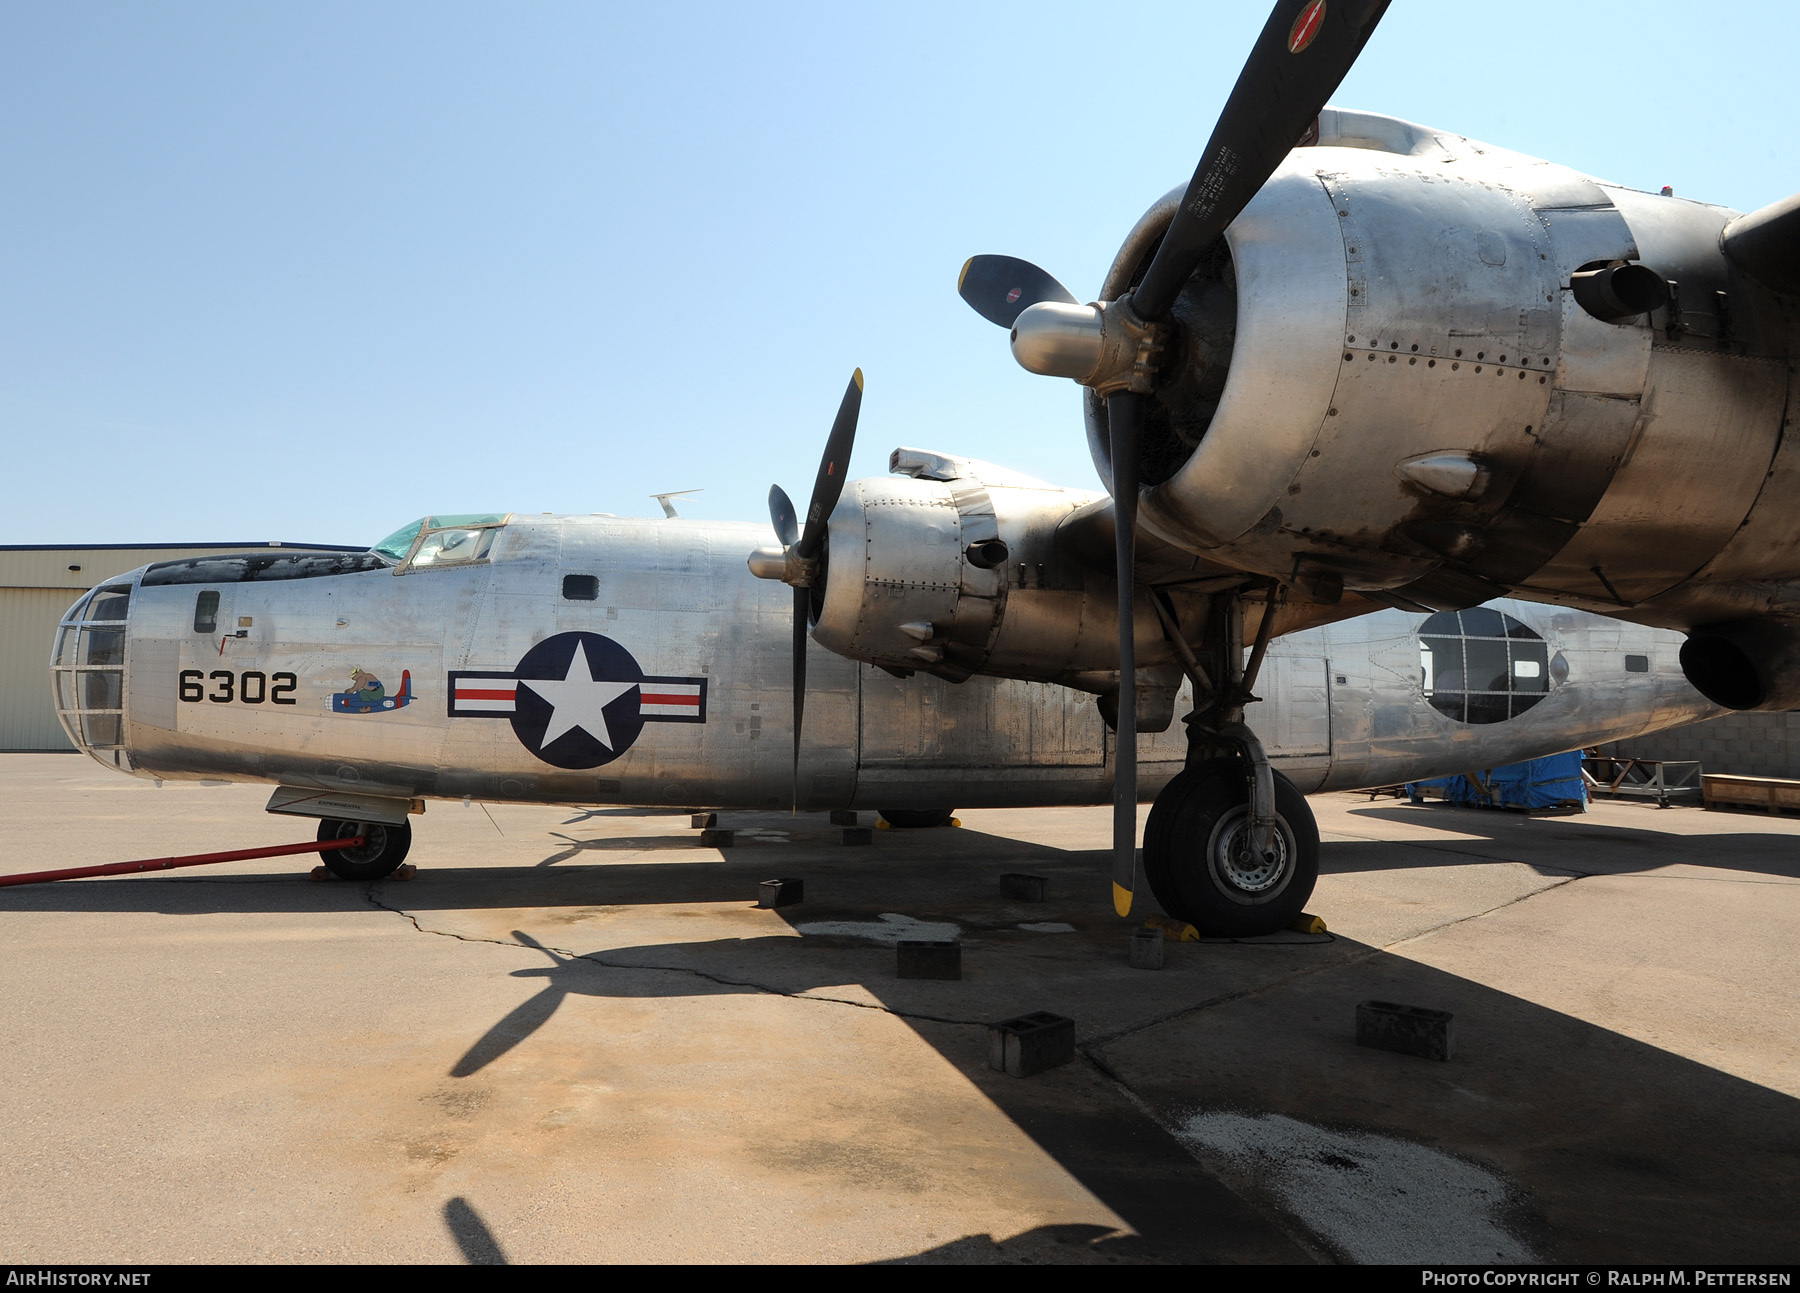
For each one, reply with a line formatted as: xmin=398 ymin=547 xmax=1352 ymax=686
xmin=51 ymin=581 xmax=135 ymax=772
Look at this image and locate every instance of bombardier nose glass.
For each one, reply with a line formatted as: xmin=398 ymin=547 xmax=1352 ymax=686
xmin=372 ymin=514 xmax=509 ymax=571
xmin=1419 ymin=609 xmax=1553 ymax=724
xmin=52 ymin=584 xmax=134 ymax=770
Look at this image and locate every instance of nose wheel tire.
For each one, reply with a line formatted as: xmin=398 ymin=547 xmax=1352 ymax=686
xmin=1143 ymin=763 xmax=1318 ymax=937
xmin=317 ymin=818 xmax=412 ymax=881
xmin=877 ymin=808 xmax=956 ymax=829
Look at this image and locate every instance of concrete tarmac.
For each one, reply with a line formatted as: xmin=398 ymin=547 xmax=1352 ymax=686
xmin=1 ymin=753 xmax=1796 ymax=1264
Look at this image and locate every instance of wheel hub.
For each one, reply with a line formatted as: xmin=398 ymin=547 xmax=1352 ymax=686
xmin=1209 ymin=807 xmax=1290 ymax=896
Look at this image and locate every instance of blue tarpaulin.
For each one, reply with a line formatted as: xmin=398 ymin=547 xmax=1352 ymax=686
xmin=1406 ymin=750 xmax=1588 ymax=812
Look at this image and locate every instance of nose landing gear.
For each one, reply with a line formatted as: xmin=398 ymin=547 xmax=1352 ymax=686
xmin=316 ymin=818 xmax=412 ymax=881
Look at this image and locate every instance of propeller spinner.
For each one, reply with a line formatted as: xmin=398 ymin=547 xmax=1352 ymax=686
xmin=958 ymin=0 xmax=1390 ymax=916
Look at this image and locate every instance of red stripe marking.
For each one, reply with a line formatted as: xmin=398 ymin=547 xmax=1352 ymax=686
xmin=639 ymin=692 xmax=698 ymax=706
xmin=1289 ymin=0 xmax=1325 ymax=52
xmin=457 ymin=687 xmax=516 ymax=700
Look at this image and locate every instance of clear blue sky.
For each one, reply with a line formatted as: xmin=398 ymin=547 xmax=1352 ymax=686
xmin=4 ymin=2 xmax=1795 ymax=546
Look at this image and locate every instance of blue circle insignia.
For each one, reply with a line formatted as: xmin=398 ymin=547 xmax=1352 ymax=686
xmin=508 ymin=632 xmax=647 ymax=769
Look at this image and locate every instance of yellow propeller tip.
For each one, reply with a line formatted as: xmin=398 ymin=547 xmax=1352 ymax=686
xmin=851 ymin=367 xmax=864 ymax=391
xmin=1112 ymin=881 xmax=1133 ymax=918
xmin=958 ymin=258 xmax=972 ymax=291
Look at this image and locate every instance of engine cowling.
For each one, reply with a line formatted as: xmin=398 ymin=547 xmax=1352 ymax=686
xmin=808 ymin=452 xmax=1182 ymax=726
xmin=1088 ymin=112 xmax=1790 ymax=622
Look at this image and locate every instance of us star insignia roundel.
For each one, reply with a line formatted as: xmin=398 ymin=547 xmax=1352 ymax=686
xmin=447 ymin=631 xmax=707 ymax=769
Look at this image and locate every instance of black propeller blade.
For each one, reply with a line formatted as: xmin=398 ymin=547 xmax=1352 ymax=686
xmin=769 ymin=485 xmax=798 ymax=549
xmin=797 ymin=371 xmax=863 ymax=561
xmin=1133 ymin=0 xmax=1389 ymax=321
xmin=958 ymin=255 xmax=1078 ymax=328
xmin=1106 ymin=392 xmax=1143 ymax=916
xmin=768 ymin=370 xmax=864 ymax=811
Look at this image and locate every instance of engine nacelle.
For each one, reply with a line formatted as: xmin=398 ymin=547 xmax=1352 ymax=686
xmin=1680 ymin=620 xmax=1800 ymax=712
xmin=1090 ymin=110 xmax=1792 ymax=617
xmin=810 ymin=452 xmax=1182 ymax=725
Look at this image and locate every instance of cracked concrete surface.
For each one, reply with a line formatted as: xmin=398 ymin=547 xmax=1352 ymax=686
xmin=2 ymin=754 xmax=1798 ymax=1263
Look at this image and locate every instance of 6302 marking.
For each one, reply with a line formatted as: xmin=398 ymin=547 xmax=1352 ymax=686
xmin=178 ymin=670 xmax=298 ymax=705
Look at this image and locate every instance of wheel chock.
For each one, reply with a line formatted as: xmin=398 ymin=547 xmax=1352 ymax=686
xmin=392 ymin=864 xmax=417 ymax=882
xmin=1129 ymin=926 xmax=1165 ymax=970
xmin=1356 ymin=1000 xmax=1455 ymax=1061
xmin=949 ymin=817 xmax=962 ymax=827
xmin=758 ymin=877 xmax=804 ymax=908
xmin=896 ymin=939 xmax=960 ymax=980
xmin=309 ymin=866 xmax=333 ymax=883
xmin=987 ymin=1012 xmax=1075 ymax=1077
xmin=999 ymin=873 xmax=1048 ymax=902
xmin=1143 ymin=914 xmax=1199 ymax=942
xmin=875 ymin=819 xmax=891 ymax=830
xmin=1290 ymin=913 xmax=1328 ymax=934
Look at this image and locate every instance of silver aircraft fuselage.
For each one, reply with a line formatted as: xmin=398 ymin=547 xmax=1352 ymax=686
xmin=52 ymin=511 xmax=1719 ymax=813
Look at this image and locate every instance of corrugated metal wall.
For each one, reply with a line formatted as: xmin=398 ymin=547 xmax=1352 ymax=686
xmin=0 ymin=545 xmax=358 ymax=751
xmin=0 ymin=587 xmax=83 ymax=748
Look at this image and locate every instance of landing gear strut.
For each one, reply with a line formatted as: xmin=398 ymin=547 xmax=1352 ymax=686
xmin=1142 ymin=584 xmax=1321 ymax=936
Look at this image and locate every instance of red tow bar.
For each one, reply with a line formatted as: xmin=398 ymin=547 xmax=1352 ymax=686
xmin=0 ymin=837 xmax=366 ymax=889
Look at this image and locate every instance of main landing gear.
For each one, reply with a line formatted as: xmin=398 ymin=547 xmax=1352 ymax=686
xmin=1143 ymin=761 xmax=1318 ymax=937
xmin=317 ymin=818 xmax=412 ymax=881
xmin=1140 ymin=582 xmax=1322 ymax=937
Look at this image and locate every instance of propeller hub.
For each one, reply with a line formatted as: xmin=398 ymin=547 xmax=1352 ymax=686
xmin=1010 ymin=295 xmax=1163 ymax=395
xmin=746 ymin=545 xmax=818 ymax=588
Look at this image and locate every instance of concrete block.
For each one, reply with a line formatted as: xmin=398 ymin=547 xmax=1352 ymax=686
xmin=987 ymin=1012 xmax=1075 ymax=1077
xmin=829 ymin=810 xmax=858 ymax=826
xmin=896 ymin=939 xmax=960 ymax=980
xmin=1356 ymin=1000 xmax=1455 ymax=1061
xmin=758 ymin=877 xmax=803 ymax=908
xmin=999 ymin=872 xmax=1048 ymax=902
xmin=1129 ymin=926 xmax=1164 ymax=970
xmin=842 ymin=827 xmax=873 ymax=845
xmin=699 ymin=828 xmax=734 ymax=848
xmin=690 ymin=812 xmax=717 ymax=829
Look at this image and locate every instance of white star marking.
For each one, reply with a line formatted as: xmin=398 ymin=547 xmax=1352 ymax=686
xmin=519 ymin=642 xmax=638 ymax=750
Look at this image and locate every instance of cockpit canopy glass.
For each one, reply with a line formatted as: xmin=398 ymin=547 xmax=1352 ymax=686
xmin=372 ymin=514 xmax=509 ymax=568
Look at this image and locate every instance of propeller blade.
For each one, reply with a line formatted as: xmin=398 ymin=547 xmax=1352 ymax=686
xmin=958 ymin=255 xmax=1078 ymax=328
xmin=1133 ymin=0 xmax=1390 ymax=321
xmin=792 ymin=584 xmax=808 ymax=812
xmin=1107 ymin=390 xmax=1144 ymax=917
xmin=769 ymin=485 xmax=799 ymax=549
xmin=796 ymin=368 xmax=863 ymax=561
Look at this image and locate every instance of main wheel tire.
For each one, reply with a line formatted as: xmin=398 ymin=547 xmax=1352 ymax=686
xmin=877 ymin=808 xmax=955 ymax=829
xmin=1143 ymin=763 xmax=1318 ymax=937
xmin=317 ymin=818 xmax=412 ymax=881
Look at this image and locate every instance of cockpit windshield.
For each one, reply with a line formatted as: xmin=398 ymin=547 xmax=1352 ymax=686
xmin=372 ymin=514 xmax=510 ymax=568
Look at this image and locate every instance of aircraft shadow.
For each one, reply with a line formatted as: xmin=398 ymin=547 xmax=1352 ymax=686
xmin=1329 ymin=803 xmax=1800 ymax=881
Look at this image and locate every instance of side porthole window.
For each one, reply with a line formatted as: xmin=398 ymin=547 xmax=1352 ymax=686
xmin=562 ymin=574 xmax=599 ymax=601
xmin=194 ymin=590 xmax=220 ymax=634
xmin=1418 ymin=608 xmax=1552 ymax=724
xmin=1624 ymin=654 xmax=1650 ymax=673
